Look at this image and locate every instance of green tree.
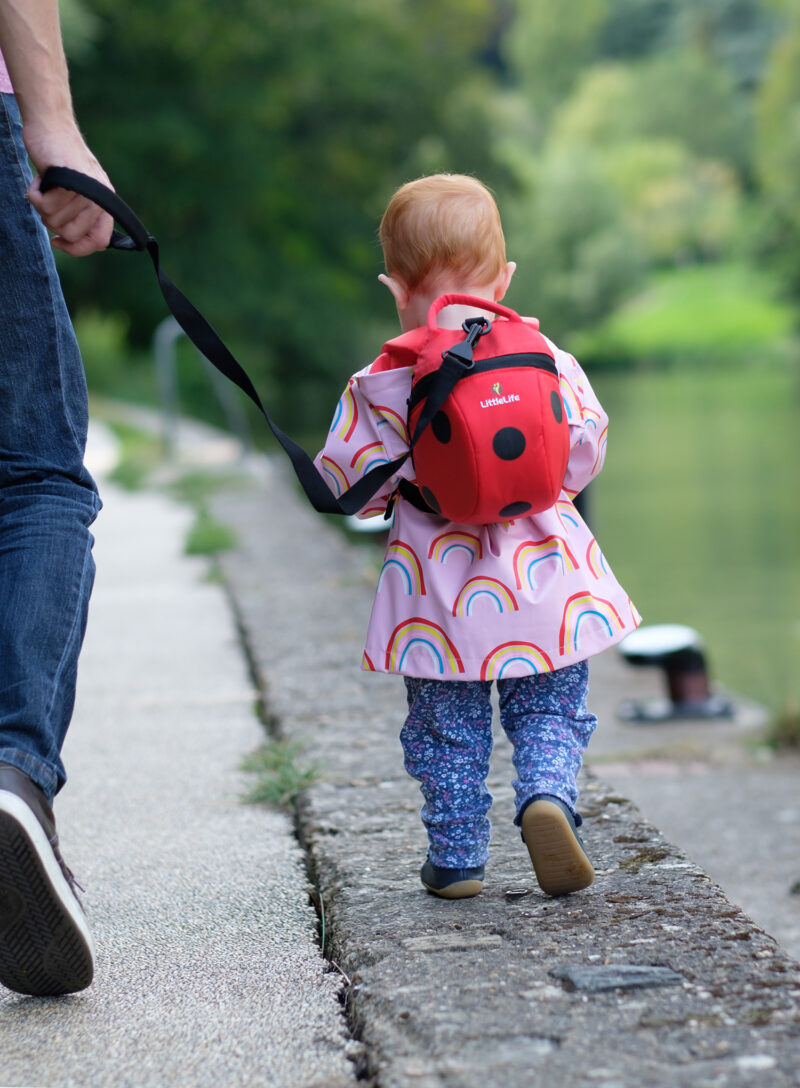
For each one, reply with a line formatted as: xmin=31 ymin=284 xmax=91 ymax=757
xmin=62 ymin=0 xmax=501 ymax=430
xmin=60 ymin=0 xmax=100 ymax=58
xmin=757 ymin=6 xmax=800 ymax=225
xmin=545 ymin=58 xmax=745 ymax=263
xmin=598 ymin=0 xmax=780 ymax=88
xmin=500 ymin=0 xmax=608 ymax=127
xmin=503 ymin=146 xmax=646 ymax=339
xmin=755 ymin=3 xmax=800 ymax=292
xmin=551 ymin=52 xmax=751 ymax=175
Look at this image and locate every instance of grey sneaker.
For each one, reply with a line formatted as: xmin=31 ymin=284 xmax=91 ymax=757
xmin=0 ymin=765 xmax=94 ymax=996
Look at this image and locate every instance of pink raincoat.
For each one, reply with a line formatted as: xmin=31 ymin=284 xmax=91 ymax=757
xmin=0 ymin=49 xmax=12 ymax=94
xmin=316 ymin=320 xmax=640 ymax=681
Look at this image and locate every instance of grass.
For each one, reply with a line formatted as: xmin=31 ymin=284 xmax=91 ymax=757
xmin=240 ymin=738 xmax=320 ymax=810
xmin=168 ymin=469 xmax=246 ymax=507
xmin=170 ymin=470 xmax=245 ymax=557
xmin=105 ymin=419 xmax=164 ymax=491
xmin=184 ymin=509 xmax=238 ymax=556
xmin=571 ymin=261 xmax=796 ymax=368
xmin=765 ymin=700 xmax=800 ymax=750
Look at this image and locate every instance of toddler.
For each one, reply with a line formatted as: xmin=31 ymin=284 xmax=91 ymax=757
xmin=316 ymin=174 xmax=640 ymax=898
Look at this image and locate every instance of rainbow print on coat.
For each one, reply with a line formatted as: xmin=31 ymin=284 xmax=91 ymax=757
xmin=371 ymin=404 xmax=410 ymax=444
xmin=555 ymin=500 xmax=581 ymax=531
xmin=428 ymin=530 xmax=483 ymax=564
xmin=559 ymin=592 xmax=624 ymax=656
xmin=452 ymin=576 xmax=519 ymax=617
xmin=480 ymin=641 xmax=554 ymax=679
xmin=329 ymin=380 xmax=359 ymax=442
xmin=377 ymin=540 xmax=426 ymax=596
xmin=585 ymin=538 xmax=608 ymax=579
xmin=513 ymin=536 xmax=579 ymax=590
xmin=319 ymin=455 xmax=348 ymax=497
xmin=591 ymin=425 xmax=608 ymax=474
xmin=359 ymin=503 xmax=390 ymax=519
xmin=318 ymin=328 xmax=639 ymax=680
xmin=386 ymin=618 xmax=465 ymax=675
xmin=558 ymin=375 xmax=583 ymax=423
xmin=350 ymin=441 xmax=390 ymax=474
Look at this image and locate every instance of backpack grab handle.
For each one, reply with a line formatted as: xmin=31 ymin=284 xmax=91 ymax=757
xmin=426 ymin=294 xmax=521 ymax=331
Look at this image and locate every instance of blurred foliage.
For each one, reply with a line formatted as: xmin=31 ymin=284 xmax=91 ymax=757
xmin=59 ymin=0 xmax=100 ymax=59
xmin=184 ymin=510 xmax=238 ymax=557
xmin=56 ymin=0 xmax=799 ymax=427
xmin=61 ymin=0 xmax=504 ymax=432
xmin=570 ymin=261 xmax=796 ymax=366
xmin=755 ymin=3 xmax=800 ymax=291
xmin=103 ymin=419 xmax=163 ymax=491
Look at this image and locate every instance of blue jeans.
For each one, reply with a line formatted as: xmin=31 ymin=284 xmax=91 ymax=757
xmin=0 ymin=94 xmax=101 ymax=801
xmin=401 ymin=662 xmax=597 ymax=868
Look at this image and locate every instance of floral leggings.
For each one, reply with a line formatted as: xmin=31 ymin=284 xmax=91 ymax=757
xmin=401 ymin=661 xmax=597 ymax=869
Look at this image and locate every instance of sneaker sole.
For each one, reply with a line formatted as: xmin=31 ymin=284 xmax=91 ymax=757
xmin=422 ymin=877 xmax=484 ymax=900
xmin=0 ymin=791 xmax=94 ymax=996
xmin=522 ymin=799 xmax=594 ymax=897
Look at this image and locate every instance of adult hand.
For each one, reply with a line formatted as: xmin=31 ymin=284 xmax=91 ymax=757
xmin=24 ymin=122 xmax=114 ymax=257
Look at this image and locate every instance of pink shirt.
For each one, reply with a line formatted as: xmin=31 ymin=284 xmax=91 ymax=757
xmin=0 ymin=48 xmax=12 ymax=93
xmin=315 ymin=323 xmax=641 ymax=681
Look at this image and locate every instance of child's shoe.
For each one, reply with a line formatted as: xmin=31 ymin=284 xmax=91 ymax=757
xmin=521 ymin=795 xmax=594 ymax=897
xmin=420 ymin=857 xmax=484 ymax=899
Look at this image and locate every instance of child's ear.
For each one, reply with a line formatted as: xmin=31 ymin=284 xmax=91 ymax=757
xmin=493 ymin=261 xmax=516 ymax=301
xmin=378 ymin=273 xmax=410 ymax=310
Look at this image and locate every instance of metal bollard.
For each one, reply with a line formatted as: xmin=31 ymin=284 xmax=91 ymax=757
xmin=617 ymin=624 xmax=734 ymax=723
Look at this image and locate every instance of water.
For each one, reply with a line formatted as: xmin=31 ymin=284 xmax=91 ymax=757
xmin=589 ymin=362 xmax=800 ymax=718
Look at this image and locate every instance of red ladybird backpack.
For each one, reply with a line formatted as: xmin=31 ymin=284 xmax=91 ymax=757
xmin=38 ymin=171 xmax=570 ymax=525
xmin=398 ymin=294 xmax=570 ymax=524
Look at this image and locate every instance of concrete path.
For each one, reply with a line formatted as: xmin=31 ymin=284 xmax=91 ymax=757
xmin=3 ymin=411 xmax=797 ymax=1088
xmin=0 ymin=429 xmax=357 ymax=1088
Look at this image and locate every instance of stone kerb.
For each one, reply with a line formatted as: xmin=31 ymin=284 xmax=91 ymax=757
xmin=216 ymin=464 xmax=800 ymax=1088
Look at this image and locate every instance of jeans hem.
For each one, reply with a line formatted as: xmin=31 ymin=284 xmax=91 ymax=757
xmin=0 ymin=749 xmax=60 ymax=802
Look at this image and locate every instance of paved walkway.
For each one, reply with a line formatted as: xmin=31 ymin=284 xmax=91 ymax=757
xmin=0 ymin=427 xmax=357 ymax=1088
xmin=2 ymin=414 xmax=798 ymax=1088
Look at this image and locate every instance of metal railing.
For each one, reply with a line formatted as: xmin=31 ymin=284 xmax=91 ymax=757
xmin=153 ymin=316 xmax=253 ymax=458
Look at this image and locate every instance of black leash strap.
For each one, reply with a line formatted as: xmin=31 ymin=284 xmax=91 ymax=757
xmin=40 ymin=167 xmax=478 ymax=517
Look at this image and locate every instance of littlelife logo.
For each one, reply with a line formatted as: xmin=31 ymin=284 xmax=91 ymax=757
xmin=480 ymin=393 xmax=520 ymax=408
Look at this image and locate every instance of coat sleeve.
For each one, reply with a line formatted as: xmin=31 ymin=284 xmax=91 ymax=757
xmin=555 ymin=348 xmax=610 ymax=498
xmin=314 ymin=364 xmax=415 ymax=518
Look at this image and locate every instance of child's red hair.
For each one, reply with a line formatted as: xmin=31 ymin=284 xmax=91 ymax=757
xmin=379 ymin=174 xmax=507 ymax=291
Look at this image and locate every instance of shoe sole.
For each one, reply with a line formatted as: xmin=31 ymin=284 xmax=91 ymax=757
xmin=0 ymin=791 xmax=94 ymax=996
xmin=522 ymin=799 xmax=594 ymax=897
xmin=422 ymin=877 xmax=484 ymax=900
